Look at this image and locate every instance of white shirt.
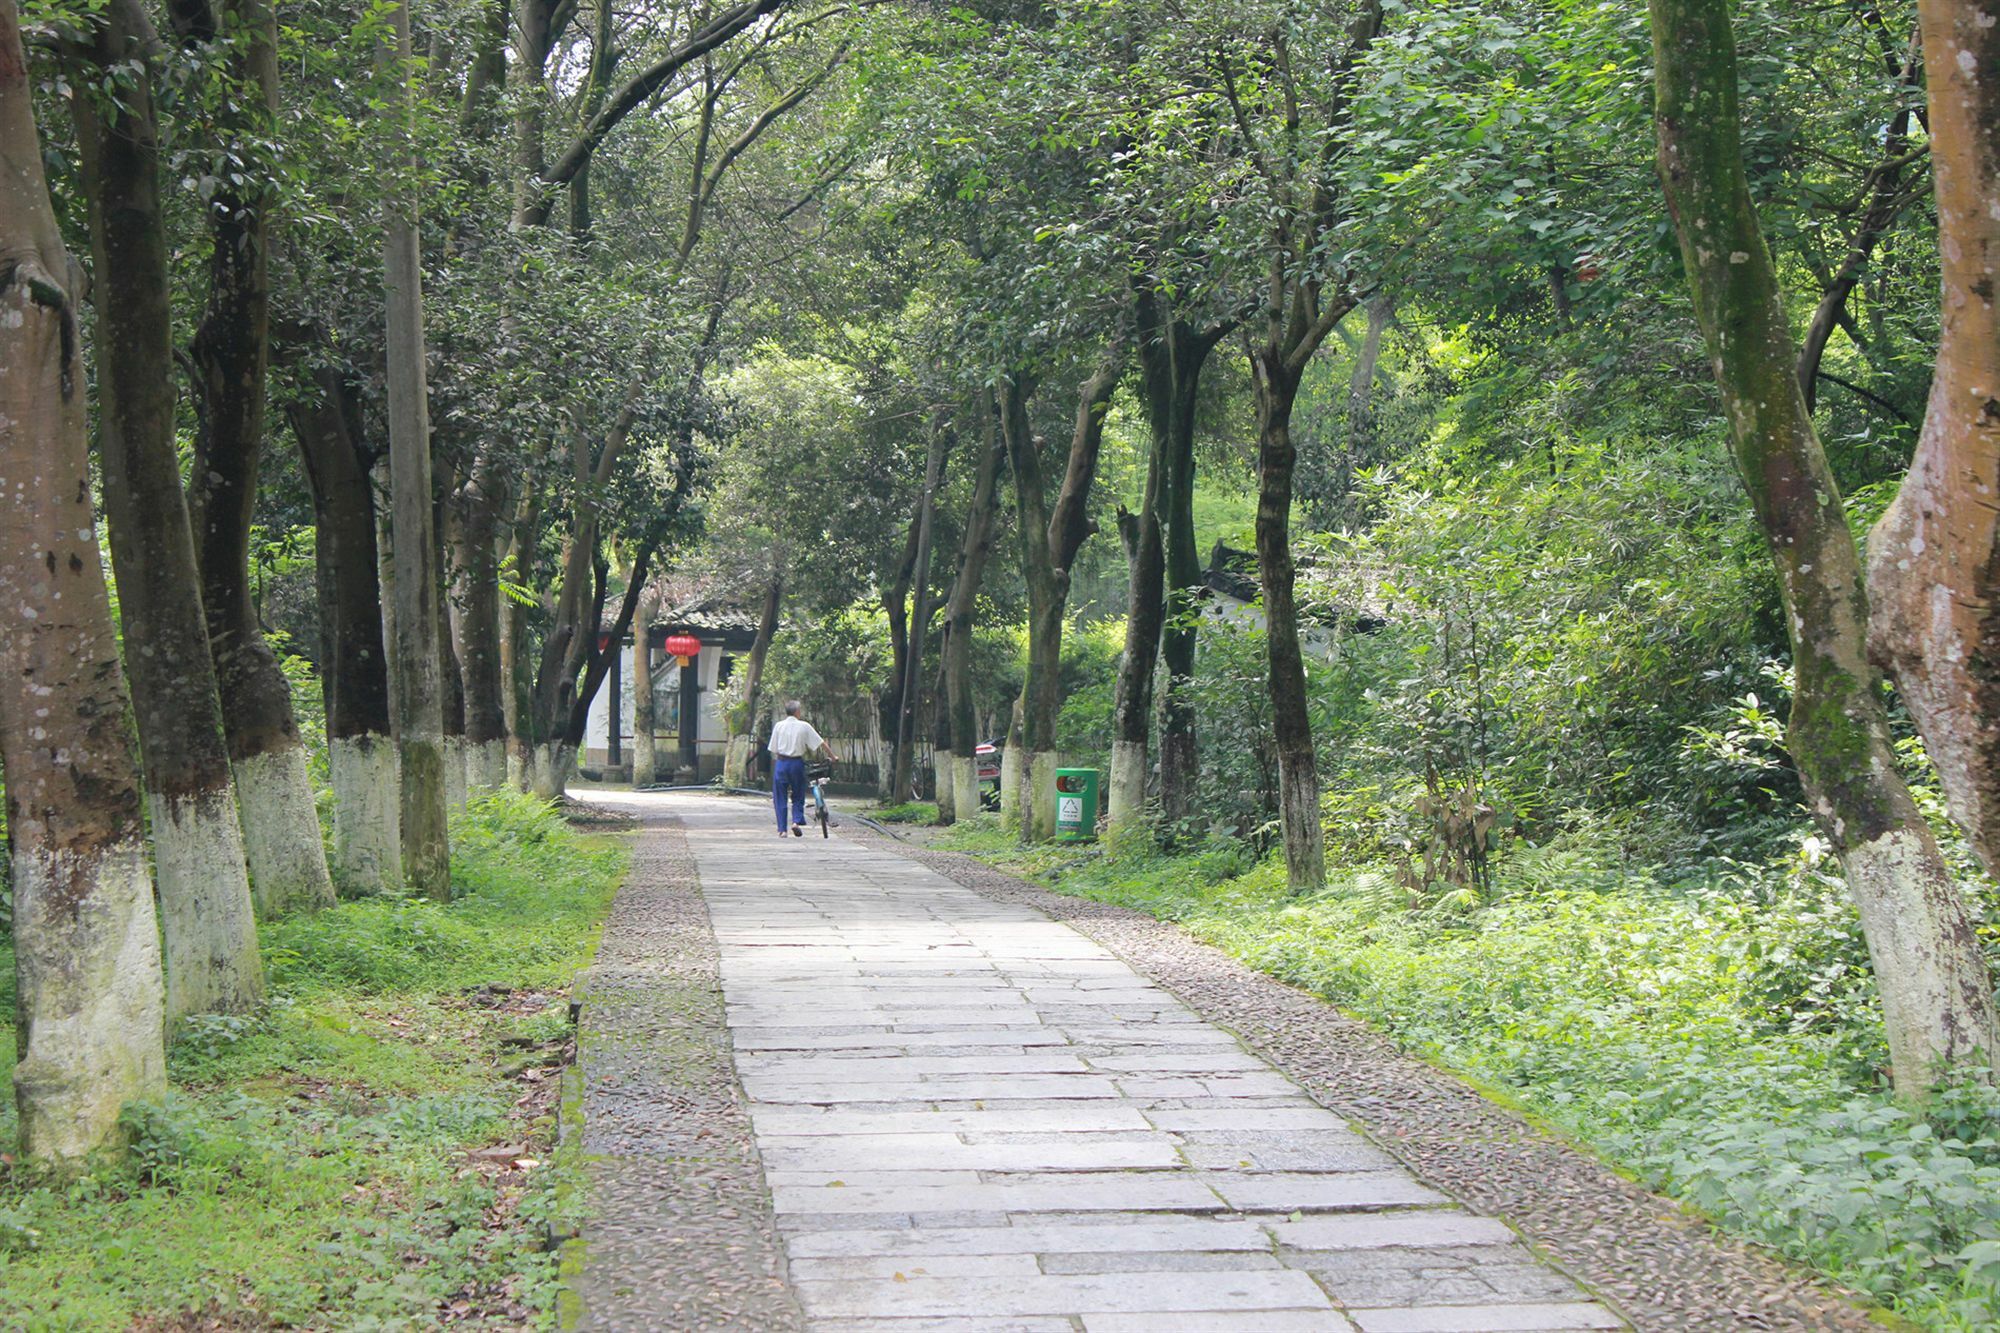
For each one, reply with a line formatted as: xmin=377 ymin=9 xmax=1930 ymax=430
xmin=769 ymin=716 xmax=826 ymax=758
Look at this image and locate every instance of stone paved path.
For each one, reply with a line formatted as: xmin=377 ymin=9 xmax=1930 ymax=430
xmin=673 ymin=794 xmax=1627 ymax=1333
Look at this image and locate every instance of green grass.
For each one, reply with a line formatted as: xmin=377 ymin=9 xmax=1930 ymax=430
xmin=0 ymin=790 xmax=627 ymax=1331
xmin=935 ymin=822 xmax=2000 ymax=1331
xmin=869 ymin=800 xmax=943 ymax=824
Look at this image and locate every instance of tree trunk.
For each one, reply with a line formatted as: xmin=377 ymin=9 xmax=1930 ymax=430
xmin=66 ymin=0 xmax=265 ymax=1022
xmin=1867 ymin=0 xmax=2000 ymax=882
xmin=1108 ymin=458 xmax=1167 ymax=847
xmin=893 ymin=422 xmax=950 ymax=803
xmin=524 ymin=389 xmax=646 ymax=789
xmin=631 ymin=586 xmax=661 ymax=786
xmin=1652 ymin=0 xmax=1999 ymax=1092
xmin=998 ymin=377 xmax=1060 ymax=840
xmin=290 ymin=361 xmax=400 ymax=892
xmin=1136 ymin=288 xmax=1227 ymax=832
xmin=1250 ymin=357 xmax=1327 ymax=893
xmin=382 ymin=0 xmax=450 ymax=898
xmin=946 ymin=395 xmax=1007 ymax=823
xmin=184 ymin=0 xmax=334 ymax=916
xmin=500 ymin=506 xmax=537 ymax=790
xmin=1342 ymin=293 xmax=1395 ymax=520
xmin=448 ymin=477 xmax=510 ymax=791
xmin=927 ymin=656 xmax=950 ymax=812
xmin=932 ymin=626 xmax=957 ymax=825
xmin=882 ymin=500 xmax=922 ymax=774
xmin=725 ymin=571 xmax=782 ymax=788
xmin=1157 ymin=395 xmax=1202 ymax=835
xmin=1004 ymin=350 xmax=1122 ymax=842
xmin=565 ymin=541 xmax=657 ymax=754
xmin=0 ymin=0 xmax=169 ymax=1158
xmin=438 ymin=524 xmax=470 ymax=814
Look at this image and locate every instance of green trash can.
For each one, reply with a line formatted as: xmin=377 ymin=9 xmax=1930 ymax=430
xmin=1055 ymin=768 xmax=1099 ymax=841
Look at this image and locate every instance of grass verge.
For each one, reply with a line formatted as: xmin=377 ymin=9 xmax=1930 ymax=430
xmin=934 ymin=815 xmax=2000 ymax=1332
xmin=0 ymin=790 xmax=627 ymax=1331
xmin=869 ymin=800 xmax=941 ymax=824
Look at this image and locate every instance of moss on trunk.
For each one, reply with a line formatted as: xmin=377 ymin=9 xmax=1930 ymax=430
xmin=1651 ymin=0 xmax=1998 ymax=1093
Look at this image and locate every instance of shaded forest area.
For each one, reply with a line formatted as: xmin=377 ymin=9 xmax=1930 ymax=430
xmin=2 ymin=0 xmax=2000 ymax=1325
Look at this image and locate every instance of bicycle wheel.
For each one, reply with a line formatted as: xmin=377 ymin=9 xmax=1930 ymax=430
xmin=817 ymin=792 xmax=830 ymax=838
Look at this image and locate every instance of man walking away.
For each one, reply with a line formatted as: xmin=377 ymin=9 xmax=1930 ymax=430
xmin=770 ymin=700 xmax=836 ymax=837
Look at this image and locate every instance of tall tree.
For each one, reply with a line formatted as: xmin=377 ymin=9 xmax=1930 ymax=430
xmin=0 ymin=0 xmax=169 ymax=1159
xmin=1004 ymin=347 xmax=1123 ymax=840
xmin=892 ymin=418 xmax=951 ymax=803
xmin=382 ymin=0 xmax=451 ymax=897
xmin=183 ymin=0 xmax=337 ymax=914
xmin=1651 ymin=0 xmax=1999 ymax=1093
xmin=1867 ymin=0 xmax=2000 ymax=881
xmin=630 ymin=583 xmax=663 ymax=785
xmin=1223 ymin=2 xmax=1382 ymax=890
xmin=67 ymin=0 xmax=265 ymax=1018
xmin=723 ymin=568 xmax=783 ymax=787
xmin=288 ymin=356 xmax=400 ymax=891
xmin=942 ymin=397 xmax=1008 ymax=823
xmin=1136 ymin=285 xmax=1234 ymax=832
xmin=448 ymin=462 xmax=510 ymax=791
xmin=1108 ymin=421 xmax=1168 ymax=846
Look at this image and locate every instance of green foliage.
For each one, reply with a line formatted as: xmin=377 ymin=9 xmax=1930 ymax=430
xmin=1052 ymin=616 xmax=1124 ymax=774
xmin=0 ymin=793 xmax=625 ymax=1330
xmin=942 ymin=823 xmax=2000 ymax=1329
xmin=263 ymin=792 xmax=621 ymax=994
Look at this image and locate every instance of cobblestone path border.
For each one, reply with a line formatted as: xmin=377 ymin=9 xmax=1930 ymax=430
xmin=565 ymin=809 xmax=804 ymax=1331
xmin=873 ymin=835 xmax=1884 ymax=1333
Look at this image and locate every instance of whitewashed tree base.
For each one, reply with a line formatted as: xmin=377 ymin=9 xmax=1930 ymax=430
xmin=11 ymin=839 xmax=167 ymax=1163
xmin=443 ymin=737 xmax=470 ymax=812
xmin=1028 ymin=749 xmax=1060 ymax=842
xmin=1845 ymin=825 xmax=2000 ymax=1083
xmin=1000 ymin=743 xmax=1024 ymax=832
xmin=933 ymin=750 xmax=954 ymax=818
xmin=466 ymin=738 xmax=508 ymax=794
xmin=723 ymin=734 xmax=753 ymax=788
xmin=953 ymin=754 xmax=980 ymax=822
xmin=1106 ymin=739 xmax=1149 ymax=851
xmin=151 ymin=787 xmax=264 ymax=1022
xmin=529 ymin=743 xmax=575 ymax=800
xmin=234 ymin=742 xmax=336 ymax=914
xmin=330 ymin=734 xmax=401 ymax=895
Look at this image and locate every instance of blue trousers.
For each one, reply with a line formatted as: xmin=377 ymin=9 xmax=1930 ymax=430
xmin=773 ymin=756 xmax=807 ymax=830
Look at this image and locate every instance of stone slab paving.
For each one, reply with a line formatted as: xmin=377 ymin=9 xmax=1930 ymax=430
xmin=876 ymin=831 xmax=1884 ymax=1332
xmin=673 ymin=793 xmax=1627 ymax=1333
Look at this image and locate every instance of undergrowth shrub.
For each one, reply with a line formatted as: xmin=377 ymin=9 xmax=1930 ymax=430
xmin=263 ymin=790 xmax=622 ymax=995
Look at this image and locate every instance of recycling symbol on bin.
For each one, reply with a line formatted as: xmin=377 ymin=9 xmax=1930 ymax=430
xmin=1058 ymin=795 xmax=1084 ymax=823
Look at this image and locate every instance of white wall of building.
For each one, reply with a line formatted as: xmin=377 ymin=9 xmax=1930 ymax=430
xmin=583 ymin=640 xmax=733 ymax=766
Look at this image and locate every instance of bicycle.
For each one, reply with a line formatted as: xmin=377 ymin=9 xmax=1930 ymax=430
xmin=807 ymin=761 xmax=833 ymax=838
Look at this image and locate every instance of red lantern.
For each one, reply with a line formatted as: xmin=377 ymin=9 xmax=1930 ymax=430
xmin=664 ymin=633 xmax=702 ymax=666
